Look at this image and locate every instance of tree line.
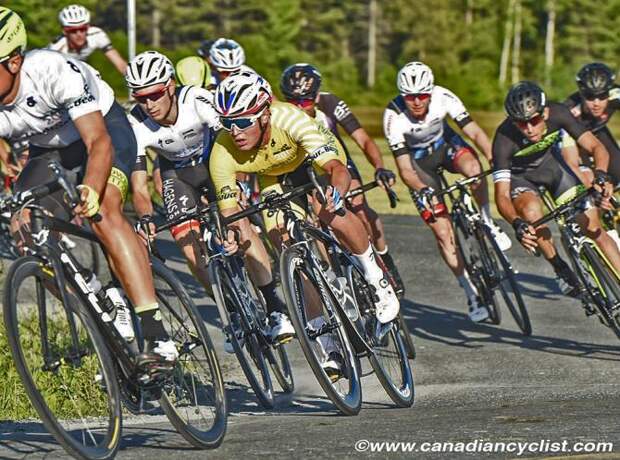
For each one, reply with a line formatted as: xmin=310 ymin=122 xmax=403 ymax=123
xmin=10 ymin=0 xmax=620 ymax=108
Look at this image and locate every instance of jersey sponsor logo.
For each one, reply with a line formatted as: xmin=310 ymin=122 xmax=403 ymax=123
xmin=270 ymin=138 xmax=276 ymax=147
xmin=333 ymin=101 xmax=352 ymax=121
xmin=392 ymin=142 xmax=406 ymax=150
xmin=216 ymin=185 xmax=237 ymax=202
xmin=26 ymin=96 xmax=36 ymax=107
xmin=157 ymin=138 xmax=175 ymax=148
xmin=196 ymin=95 xmax=211 ymax=104
xmin=182 ymin=129 xmax=197 ymax=140
xmin=67 ymin=93 xmax=96 ymax=109
xmin=273 ymin=143 xmax=292 ymax=156
xmin=513 ymin=131 xmax=561 ymax=158
xmin=309 ymin=144 xmax=337 ymax=160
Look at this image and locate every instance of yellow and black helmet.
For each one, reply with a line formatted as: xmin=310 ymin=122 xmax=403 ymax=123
xmin=0 ymin=7 xmax=27 ymax=62
xmin=175 ymin=56 xmax=212 ymax=88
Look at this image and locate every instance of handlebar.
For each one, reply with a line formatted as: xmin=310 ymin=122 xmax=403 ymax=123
xmin=345 ymin=180 xmax=399 ymax=209
xmin=0 ymin=161 xmax=103 ymax=222
xmin=531 ymin=187 xmax=593 ymax=228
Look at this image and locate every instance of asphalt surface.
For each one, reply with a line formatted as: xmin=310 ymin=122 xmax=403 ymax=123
xmin=1 ymin=215 xmax=620 ymax=459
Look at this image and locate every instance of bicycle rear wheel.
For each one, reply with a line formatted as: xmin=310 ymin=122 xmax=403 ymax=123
xmin=580 ymin=243 xmax=620 ymax=340
xmin=479 ymin=226 xmax=531 ymax=335
xmin=152 ymin=259 xmax=227 ymax=449
xmin=4 ymin=256 xmax=121 ymax=460
xmin=348 ymin=266 xmax=414 ymax=407
xmin=281 ymin=246 xmax=362 ymax=416
xmin=209 ymin=259 xmax=275 ymax=409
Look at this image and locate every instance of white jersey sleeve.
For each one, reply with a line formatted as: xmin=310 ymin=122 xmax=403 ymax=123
xmin=88 ymin=26 xmax=113 ymax=52
xmin=383 ymin=105 xmax=407 ymax=156
xmin=436 ymin=86 xmax=471 ymax=126
xmin=191 ymin=87 xmax=222 ymax=130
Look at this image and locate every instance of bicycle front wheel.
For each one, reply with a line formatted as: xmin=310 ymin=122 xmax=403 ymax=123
xmin=3 ymin=256 xmax=122 ymax=460
xmin=580 ymin=243 xmax=620 ymax=339
xmin=208 ymin=259 xmax=275 ymax=409
xmin=152 ymin=259 xmax=227 ymax=449
xmin=480 ymin=225 xmax=531 ymax=335
xmin=280 ymin=246 xmax=362 ymax=416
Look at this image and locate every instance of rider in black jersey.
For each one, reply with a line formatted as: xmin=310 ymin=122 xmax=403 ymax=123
xmin=493 ymin=81 xmax=620 ymax=294
xmin=562 ymin=62 xmax=620 ymax=185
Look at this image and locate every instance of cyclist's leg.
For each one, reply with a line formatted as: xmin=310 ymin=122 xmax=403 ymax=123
xmin=159 ymin=161 xmax=212 ymax=293
xmin=96 ymin=102 xmax=175 ymax=358
xmin=576 ymin=207 xmax=620 ymax=273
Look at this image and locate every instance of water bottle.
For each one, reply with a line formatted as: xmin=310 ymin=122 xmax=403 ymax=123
xmin=105 ymin=286 xmax=135 ymax=342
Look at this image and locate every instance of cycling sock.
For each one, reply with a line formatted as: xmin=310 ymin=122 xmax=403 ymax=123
xmin=354 ymin=244 xmax=384 ymax=282
xmin=457 ymin=272 xmax=478 ymax=300
xmin=481 ymin=203 xmax=493 ymax=225
xmin=376 ymin=245 xmax=388 ymax=255
xmin=258 ymin=280 xmax=285 ymax=314
xmin=138 ymin=307 xmax=169 ymax=340
xmin=548 ymin=254 xmax=568 ymax=272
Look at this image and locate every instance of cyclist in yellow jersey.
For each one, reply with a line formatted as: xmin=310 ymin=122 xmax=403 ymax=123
xmin=210 ymin=71 xmax=400 ymax=376
xmin=175 ymin=56 xmax=212 ymax=90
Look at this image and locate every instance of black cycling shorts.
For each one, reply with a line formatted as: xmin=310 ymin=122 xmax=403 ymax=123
xmin=160 ymin=157 xmax=215 ymax=224
xmin=15 ymin=101 xmax=137 ymax=219
xmin=510 ymin=149 xmax=583 ymax=204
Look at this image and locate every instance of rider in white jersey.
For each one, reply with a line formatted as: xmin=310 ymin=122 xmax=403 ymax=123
xmin=0 ymin=8 xmax=177 ymax=362
xmin=127 ymin=52 xmax=294 ymax=350
xmin=384 ymin=61 xmax=511 ymax=323
xmin=47 ymin=4 xmax=127 ymax=75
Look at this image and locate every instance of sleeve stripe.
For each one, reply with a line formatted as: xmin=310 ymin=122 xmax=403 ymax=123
xmin=492 ymin=170 xmax=511 ymax=183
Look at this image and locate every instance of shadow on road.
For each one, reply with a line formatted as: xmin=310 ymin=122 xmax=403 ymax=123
xmin=399 ymin=299 xmax=620 ymax=362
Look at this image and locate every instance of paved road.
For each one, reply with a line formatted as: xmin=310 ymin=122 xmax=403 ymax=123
xmin=2 ymin=216 xmax=620 ymax=459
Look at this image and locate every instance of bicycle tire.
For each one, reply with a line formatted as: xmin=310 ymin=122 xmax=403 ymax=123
xmin=208 ymin=259 xmax=275 ymax=409
xmin=280 ymin=246 xmax=362 ymax=416
xmin=152 ymin=258 xmax=228 ymax=449
xmin=348 ymin=265 xmax=414 ymax=407
xmin=452 ymin=212 xmax=500 ymax=324
xmin=580 ymin=243 xmax=620 ymax=340
xmin=397 ymin=312 xmax=416 ymax=360
xmin=480 ymin=225 xmax=531 ymax=335
xmin=3 ymin=256 xmax=122 ymax=460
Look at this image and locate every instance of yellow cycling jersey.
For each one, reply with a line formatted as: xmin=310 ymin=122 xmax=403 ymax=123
xmin=210 ymin=100 xmax=347 ymax=209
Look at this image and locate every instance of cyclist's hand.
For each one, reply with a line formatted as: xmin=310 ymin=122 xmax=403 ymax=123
xmin=374 ymin=168 xmax=396 ymax=189
xmin=75 ymin=184 xmax=100 ymax=218
xmin=6 ymin=163 xmax=20 ymax=178
xmin=134 ymin=215 xmax=156 ymax=243
xmin=593 ymin=169 xmax=613 ymax=210
xmin=222 ymin=228 xmax=239 ymax=255
xmin=416 ymin=186 xmax=437 ymax=210
xmin=324 ymin=185 xmax=345 ymax=215
xmin=512 ymin=217 xmax=537 ymax=253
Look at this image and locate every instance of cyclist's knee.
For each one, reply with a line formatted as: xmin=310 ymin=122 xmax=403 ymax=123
xmin=430 ymin=217 xmax=453 ymax=244
xmin=171 ymin=219 xmax=200 ymax=242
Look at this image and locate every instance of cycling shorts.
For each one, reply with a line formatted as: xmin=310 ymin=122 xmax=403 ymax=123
xmin=15 ymin=101 xmax=136 ymax=219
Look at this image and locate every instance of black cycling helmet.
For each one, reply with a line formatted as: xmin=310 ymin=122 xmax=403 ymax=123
xmin=280 ymin=63 xmax=322 ymax=100
xmin=576 ymin=62 xmax=615 ymax=97
xmin=504 ymin=81 xmax=547 ymax=122
xmin=197 ymin=39 xmax=216 ymax=58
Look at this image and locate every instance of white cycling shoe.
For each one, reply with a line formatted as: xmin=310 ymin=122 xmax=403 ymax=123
xmin=268 ymin=311 xmax=296 ymax=344
xmin=468 ymin=298 xmax=489 ymax=323
xmin=487 ymin=222 xmax=512 ymax=252
xmin=369 ymin=275 xmax=400 ymax=323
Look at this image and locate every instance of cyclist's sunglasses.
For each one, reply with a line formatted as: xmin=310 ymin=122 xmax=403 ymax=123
xmin=515 ymin=113 xmax=544 ymax=129
xmin=64 ymin=25 xmax=89 ymax=34
xmin=220 ymin=113 xmax=262 ymax=131
xmin=287 ymin=98 xmax=315 ymax=108
xmin=404 ymin=93 xmax=431 ymax=102
xmin=581 ymin=91 xmax=609 ymax=101
xmin=133 ymin=85 xmax=169 ymax=104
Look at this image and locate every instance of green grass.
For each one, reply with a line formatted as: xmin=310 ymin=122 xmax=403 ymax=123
xmin=0 ymin=306 xmax=108 ymax=421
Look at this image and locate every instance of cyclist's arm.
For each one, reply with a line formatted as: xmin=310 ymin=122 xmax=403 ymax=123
xmin=494 ymin=180 xmax=520 ymax=224
xmin=104 ymin=48 xmax=128 ymax=75
xmin=394 ymin=155 xmax=427 ymax=191
xmin=73 ymin=111 xmax=113 ymax=197
xmin=560 ymin=131 xmax=591 ymax=186
xmin=131 ymin=154 xmax=153 ymax=217
xmin=576 ymin=131 xmax=609 ymax=172
xmin=349 ymin=128 xmax=385 ymax=169
xmin=0 ymin=140 xmax=18 ymax=177
xmin=461 ymin=121 xmax=493 ymax=163
xmin=321 ymin=158 xmax=352 ymax=196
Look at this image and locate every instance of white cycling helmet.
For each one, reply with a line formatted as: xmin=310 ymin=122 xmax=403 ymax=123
xmin=58 ymin=4 xmax=91 ymax=28
xmin=209 ymin=38 xmax=245 ymax=71
xmin=397 ymin=61 xmax=434 ymax=94
xmin=125 ymin=51 xmax=174 ymax=90
xmin=215 ymin=71 xmax=272 ymax=117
